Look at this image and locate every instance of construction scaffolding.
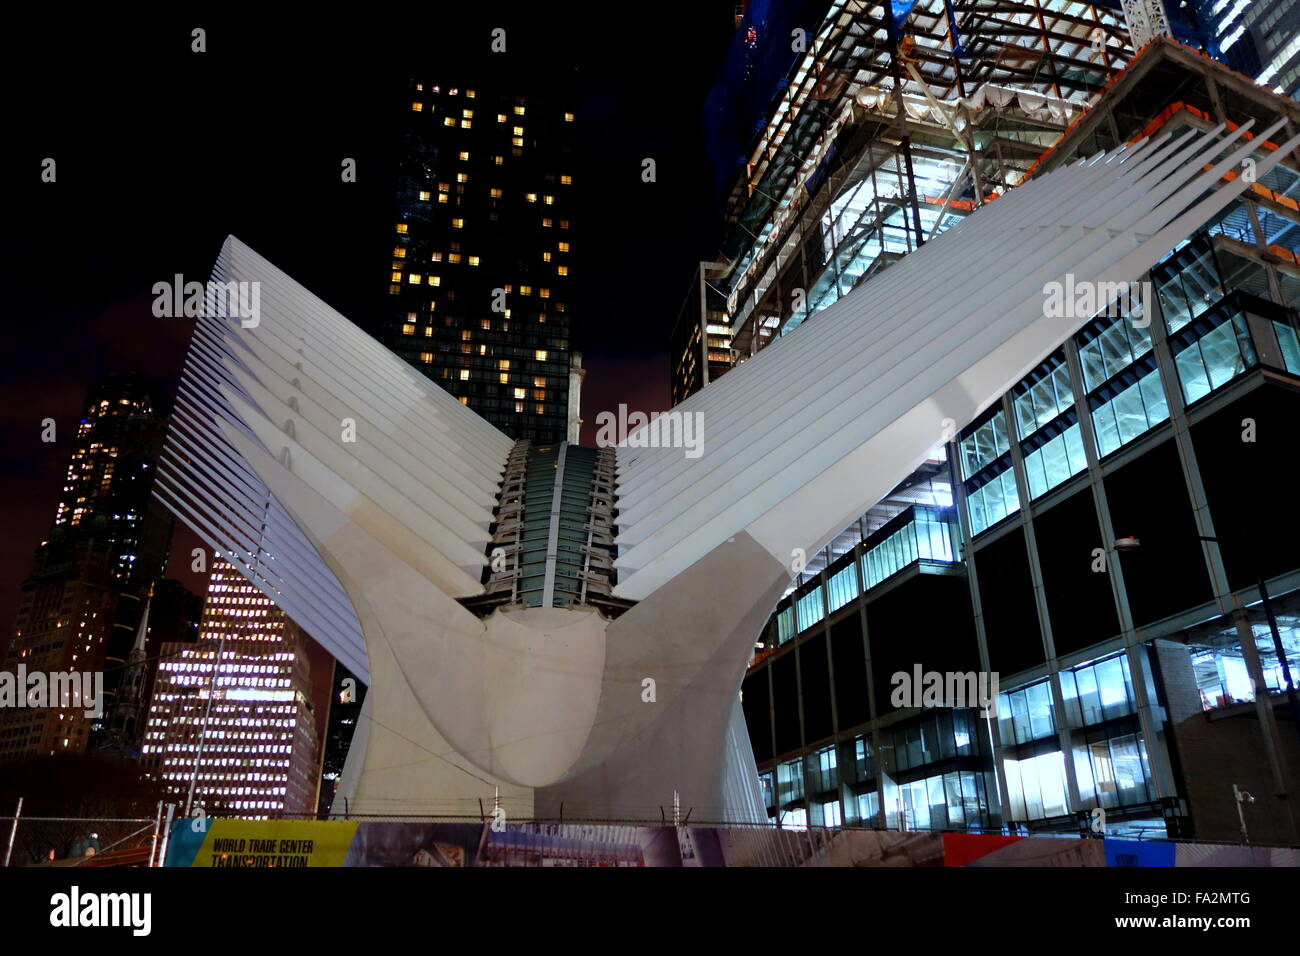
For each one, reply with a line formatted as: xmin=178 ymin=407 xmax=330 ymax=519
xmin=713 ymin=0 xmax=1135 ymax=361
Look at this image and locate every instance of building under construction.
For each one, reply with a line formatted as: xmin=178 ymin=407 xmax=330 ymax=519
xmin=707 ymin=2 xmax=1300 ymax=843
xmin=674 ymin=0 xmax=1141 ymax=396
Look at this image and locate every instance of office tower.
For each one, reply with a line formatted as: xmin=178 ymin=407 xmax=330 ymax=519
xmin=730 ymin=26 xmax=1300 ymax=844
xmin=670 ymin=261 xmax=733 ymax=403
xmin=0 ymin=374 xmax=172 ymax=763
xmin=141 ymin=558 xmax=321 ymax=818
xmin=1184 ymin=0 xmax=1300 ymax=98
xmin=382 ymin=80 xmax=579 ymax=444
xmin=706 ymin=1 xmax=1134 ymax=364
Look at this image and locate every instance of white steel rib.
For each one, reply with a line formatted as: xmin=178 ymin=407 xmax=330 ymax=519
xmin=611 ymin=121 xmax=1300 ymax=601
xmin=155 ymin=237 xmax=514 ymax=682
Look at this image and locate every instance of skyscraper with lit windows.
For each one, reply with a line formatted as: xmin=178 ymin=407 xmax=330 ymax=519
xmin=142 ymin=558 xmax=321 ymax=818
xmin=382 ymin=80 xmax=579 ymax=444
xmin=0 ymin=374 xmax=172 ymax=763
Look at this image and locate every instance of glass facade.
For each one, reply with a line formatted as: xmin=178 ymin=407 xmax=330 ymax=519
xmin=964 ymin=466 xmax=1019 ymax=536
xmin=1171 ymin=309 xmax=1257 ymax=405
xmin=826 ymin=562 xmax=859 ymax=614
xmin=796 ymin=585 xmax=825 ymax=633
xmin=1089 ymin=358 xmax=1169 ymax=458
xmin=739 ymin=62 xmax=1300 ymax=843
xmin=1021 ymin=416 xmax=1088 ymax=499
xmin=959 ymin=411 xmax=1011 ymax=478
xmin=1013 ymin=356 xmax=1075 ymax=437
xmin=861 ymin=506 xmax=954 ymax=590
xmin=776 ymin=606 xmax=795 ymax=645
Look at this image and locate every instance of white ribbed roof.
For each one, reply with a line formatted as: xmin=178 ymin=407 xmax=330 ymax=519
xmin=612 ymin=120 xmax=1300 ymax=601
xmin=156 ymin=236 xmax=514 ymax=681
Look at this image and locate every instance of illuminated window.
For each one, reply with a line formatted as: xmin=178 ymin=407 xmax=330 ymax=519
xmin=534 ymin=376 xmax=546 ymax=387
xmin=391 ymin=271 xmax=403 ymax=282
xmin=564 ymin=112 xmax=575 ymax=122
xmin=499 ymin=360 xmax=511 ymax=370
xmin=411 ymin=102 xmax=423 ymax=111
xmin=497 ymin=113 xmax=507 ymax=122
xmin=515 ymin=401 xmax=524 ymax=412
xmin=459 ymin=151 xmax=470 ymax=161
xmin=461 ymin=330 xmax=472 ymax=341
xmin=535 ymin=403 xmax=544 ymax=414
xmin=543 ymin=252 xmax=552 ymax=262
xmin=558 ymin=242 xmax=570 ymax=252
xmin=494 ymin=155 xmax=504 ymax=165
xmin=468 ymin=256 xmax=480 ymax=266
xmin=389 ymin=284 xmax=401 ymax=294
xmin=424 ymin=327 xmax=433 ymax=337
xmin=451 ymin=219 xmax=464 ymax=229
xmin=560 ymin=220 xmax=570 ymax=229
xmin=448 ymin=253 xmax=462 ymax=263
xmin=514 ymin=105 xmax=525 ymax=115
xmin=418 ymin=190 xmax=431 ymax=201
xmin=520 ymin=285 xmax=532 ymax=296
xmin=460 ymin=396 xmax=469 ymax=405
xmin=539 ymin=288 xmax=550 ymax=298
xmin=466 ymin=90 xmax=475 ymax=98
xmin=512 ymin=137 xmax=524 ymax=147
xmin=480 ymin=319 xmax=492 ymax=330
xmin=431 ymin=252 xmax=443 ymax=262
xmin=438 ymin=194 xmax=448 ymax=203
xmin=402 ymin=323 xmax=416 ymax=335
xmin=407 ymin=311 xmax=418 ymax=321
xmin=444 ymin=117 xmax=456 ymax=127
xmin=512 ymin=126 xmax=524 ymax=136
xmin=542 ymin=218 xmax=553 ymax=228
xmin=462 ymin=109 xmax=473 ymax=119
xmin=543 ymin=195 xmax=554 ymax=205
xmin=560 ymin=175 xmax=572 ymax=185
xmin=514 ymin=387 xmax=526 ymax=399
xmin=525 ymin=192 xmax=537 ymax=202
xmin=499 ymin=372 xmax=509 ymax=384
xmin=396 ymin=223 xmax=408 ymax=234
xmin=420 ymin=352 xmax=433 ymax=364
xmin=535 ymin=350 xmax=548 ymax=361
xmin=557 ymin=266 xmax=568 ymax=276
xmin=460 ymin=369 xmax=470 ymax=381
xmin=392 ymin=247 xmax=407 ymax=258
xmin=457 ymin=173 xmax=468 ymax=183
xmin=533 ymin=389 xmax=546 ymax=401
xmin=461 ymin=119 xmax=472 ymax=129
xmin=490 ymin=188 xmax=503 ymax=198
xmin=428 ymin=276 xmax=440 ymax=286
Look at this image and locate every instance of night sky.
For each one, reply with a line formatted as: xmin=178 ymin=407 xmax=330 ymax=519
xmin=1 ymin=6 xmax=740 ymax=631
